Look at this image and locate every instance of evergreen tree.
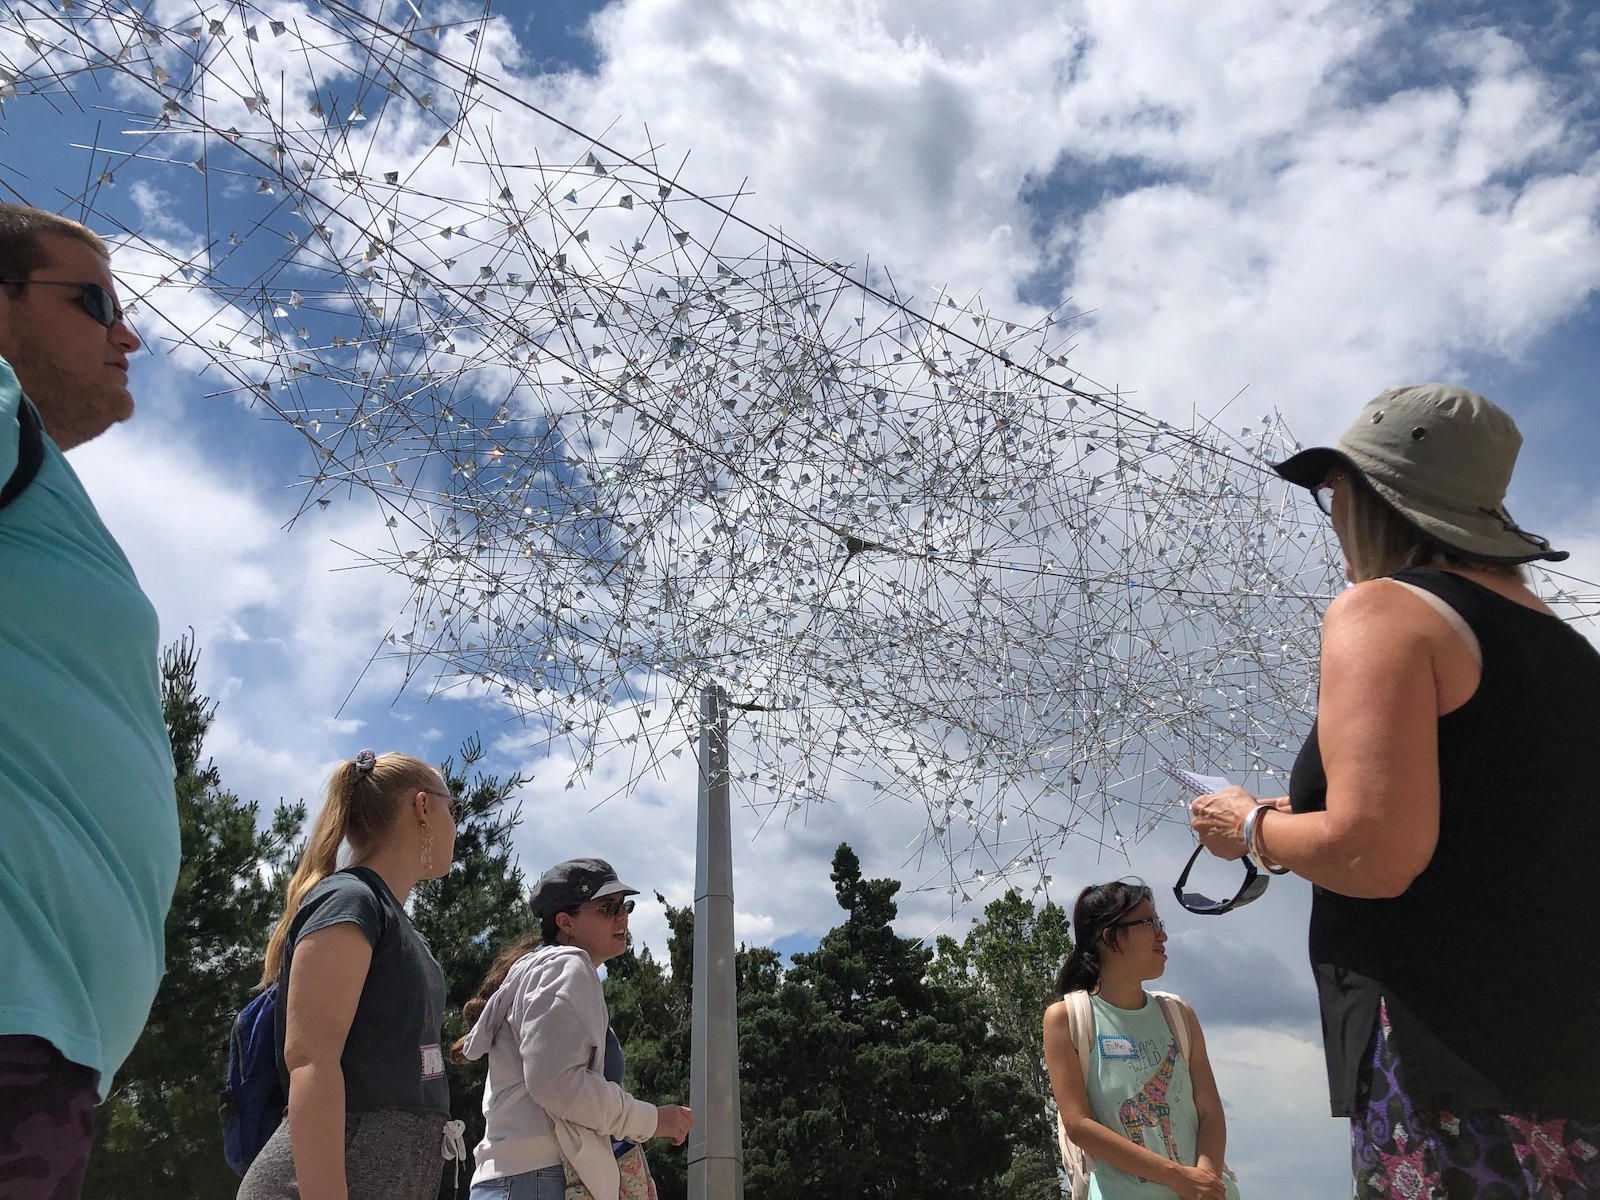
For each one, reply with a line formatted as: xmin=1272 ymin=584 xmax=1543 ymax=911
xmin=604 ymin=895 xmax=697 ymax=1200
xmin=934 ymin=890 xmax=1074 ymax=1199
xmin=409 ymin=736 xmax=536 ymax=1200
xmin=85 ymin=636 xmax=306 ymax=1200
xmin=738 ymin=844 xmax=1034 ymax=1199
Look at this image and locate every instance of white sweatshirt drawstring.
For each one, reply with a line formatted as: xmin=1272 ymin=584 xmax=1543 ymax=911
xmin=442 ymin=1119 xmax=468 ymax=1189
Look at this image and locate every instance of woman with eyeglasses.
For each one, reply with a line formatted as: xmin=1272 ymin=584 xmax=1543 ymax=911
xmin=1189 ymin=384 xmax=1600 ymax=1197
xmin=238 ymin=751 xmax=463 ymax=1200
xmin=454 ymin=858 xmax=694 ymax=1199
xmin=1043 ymin=882 xmax=1233 ymax=1200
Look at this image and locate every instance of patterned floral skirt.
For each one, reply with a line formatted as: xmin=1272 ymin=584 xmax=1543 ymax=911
xmin=561 ymin=1143 xmax=659 ymax=1200
xmin=1351 ymin=1000 xmax=1600 ymax=1199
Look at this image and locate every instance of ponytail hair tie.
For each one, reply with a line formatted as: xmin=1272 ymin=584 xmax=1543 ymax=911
xmin=354 ymin=748 xmax=378 ymax=775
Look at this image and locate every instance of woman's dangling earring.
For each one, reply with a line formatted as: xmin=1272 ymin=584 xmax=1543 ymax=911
xmin=421 ymin=822 xmax=434 ymax=873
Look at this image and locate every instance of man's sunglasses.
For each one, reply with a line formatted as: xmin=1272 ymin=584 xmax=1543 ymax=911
xmin=0 ymin=279 xmax=126 ymax=327
xmin=1173 ymin=842 xmax=1269 ymax=915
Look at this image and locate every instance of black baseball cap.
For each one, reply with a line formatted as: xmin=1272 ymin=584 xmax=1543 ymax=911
xmin=529 ymin=857 xmax=639 ymax=918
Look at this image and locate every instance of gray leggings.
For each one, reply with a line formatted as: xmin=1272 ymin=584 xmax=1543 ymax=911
xmin=237 ymin=1109 xmax=446 ymax=1200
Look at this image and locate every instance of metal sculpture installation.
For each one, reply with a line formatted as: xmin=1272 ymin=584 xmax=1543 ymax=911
xmin=4 ymin=1 xmax=1591 ymax=909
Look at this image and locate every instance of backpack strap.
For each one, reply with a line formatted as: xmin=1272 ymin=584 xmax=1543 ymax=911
xmin=1064 ymin=989 xmax=1095 ymax=1086
xmin=1149 ymin=990 xmax=1192 ymax=1061
xmin=1057 ymin=989 xmax=1098 ymax=1193
xmin=1 ymin=398 xmax=43 ymax=512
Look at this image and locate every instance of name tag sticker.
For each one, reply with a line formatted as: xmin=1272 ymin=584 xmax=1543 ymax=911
xmin=1098 ymin=1034 xmax=1139 ymax=1060
xmin=421 ymin=1043 xmax=446 ymax=1080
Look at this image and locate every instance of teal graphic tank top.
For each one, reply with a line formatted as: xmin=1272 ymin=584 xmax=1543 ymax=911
xmin=1084 ymin=992 xmax=1199 ymax=1200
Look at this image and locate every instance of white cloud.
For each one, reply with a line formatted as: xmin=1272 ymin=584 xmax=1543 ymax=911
xmin=1207 ymin=1027 xmax=1349 ymax=1199
xmin=13 ymin=4 xmax=1598 ymax=1196
xmin=64 ymin=360 xmax=439 ymax=815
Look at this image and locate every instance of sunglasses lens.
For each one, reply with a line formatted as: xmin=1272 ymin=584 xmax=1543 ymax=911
xmin=1177 ymin=889 xmax=1224 ymax=914
xmin=82 ymin=284 xmax=115 ymax=326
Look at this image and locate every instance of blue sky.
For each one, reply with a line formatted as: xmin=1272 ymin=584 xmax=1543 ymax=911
xmin=3 ymin=2 xmax=1599 ymax=1195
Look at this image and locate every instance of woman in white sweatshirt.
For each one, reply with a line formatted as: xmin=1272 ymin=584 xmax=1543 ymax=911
xmin=454 ymin=858 xmax=694 ymax=1200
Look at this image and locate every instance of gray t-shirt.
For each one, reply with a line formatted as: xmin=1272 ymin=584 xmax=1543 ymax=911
xmin=277 ymin=867 xmax=450 ymax=1115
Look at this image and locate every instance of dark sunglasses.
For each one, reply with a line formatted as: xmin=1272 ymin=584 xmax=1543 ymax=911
xmin=1174 ymin=842 xmax=1269 ymax=915
xmin=0 ymin=279 xmax=126 ymax=327
xmin=586 ymin=897 xmax=636 ymax=920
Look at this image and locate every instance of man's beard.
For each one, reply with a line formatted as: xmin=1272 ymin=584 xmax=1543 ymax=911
xmin=0 ymin=315 xmax=127 ymax=450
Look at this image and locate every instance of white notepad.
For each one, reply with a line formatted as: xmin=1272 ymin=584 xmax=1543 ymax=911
xmin=1155 ymin=758 xmax=1233 ymax=796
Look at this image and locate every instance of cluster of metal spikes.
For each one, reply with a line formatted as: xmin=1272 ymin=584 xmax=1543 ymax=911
xmin=6 ymin=0 xmax=1593 ymax=904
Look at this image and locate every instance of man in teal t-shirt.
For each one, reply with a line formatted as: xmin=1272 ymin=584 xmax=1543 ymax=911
xmin=0 ymin=204 xmax=178 ymax=1199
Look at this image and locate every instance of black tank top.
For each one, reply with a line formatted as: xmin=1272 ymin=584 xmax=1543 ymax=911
xmin=1289 ymin=568 xmax=1600 ymax=1120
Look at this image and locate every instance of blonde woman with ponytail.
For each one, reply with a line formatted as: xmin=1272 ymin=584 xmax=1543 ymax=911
xmin=238 ymin=750 xmax=463 ymax=1200
xmin=454 ymin=859 xmax=694 ymax=1200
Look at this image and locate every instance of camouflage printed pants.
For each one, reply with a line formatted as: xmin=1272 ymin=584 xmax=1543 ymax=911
xmin=0 ymin=1036 xmax=97 ymax=1200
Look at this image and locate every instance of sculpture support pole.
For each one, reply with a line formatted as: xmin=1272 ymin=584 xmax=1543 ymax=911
xmin=688 ymin=685 xmax=744 ymax=1200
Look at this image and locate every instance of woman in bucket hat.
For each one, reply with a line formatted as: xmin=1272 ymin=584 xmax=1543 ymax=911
xmin=452 ymin=859 xmax=694 ymax=1199
xmin=1186 ymin=385 xmax=1600 ymax=1198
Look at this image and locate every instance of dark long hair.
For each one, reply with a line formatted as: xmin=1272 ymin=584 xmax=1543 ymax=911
xmin=1055 ymin=880 xmax=1153 ymax=995
xmin=449 ymin=910 xmax=569 ymax=1062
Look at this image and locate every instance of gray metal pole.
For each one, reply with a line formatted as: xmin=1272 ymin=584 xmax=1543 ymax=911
xmin=688 ymin=685 xmax=744 ymax=1200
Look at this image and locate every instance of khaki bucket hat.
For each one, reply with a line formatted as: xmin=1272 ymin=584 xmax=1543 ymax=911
xmin=1273 ymin=383 xmax=1567 ymax=564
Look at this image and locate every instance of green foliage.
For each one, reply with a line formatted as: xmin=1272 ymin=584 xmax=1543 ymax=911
xmin=85 ymin=635 xmax=306 ymax=1200
xmin=613 ymin=844 xmax=1040 ymax=1200
xmin=933 ymin=889 xmax=1074 ymax=1200
xmin=606 ymin=852 xmax=1070 ymax=1200
xmin=408 ymin=735 xmax=536 ymax=1200
xmin=741 ymin=845 xmax=1037 ymax=1198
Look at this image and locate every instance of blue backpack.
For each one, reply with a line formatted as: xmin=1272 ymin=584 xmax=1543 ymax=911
xmin=220 ymin=984 xmax=286 ymax=1176
xmin=221 ymin=868 xmax=387 ymax=1175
